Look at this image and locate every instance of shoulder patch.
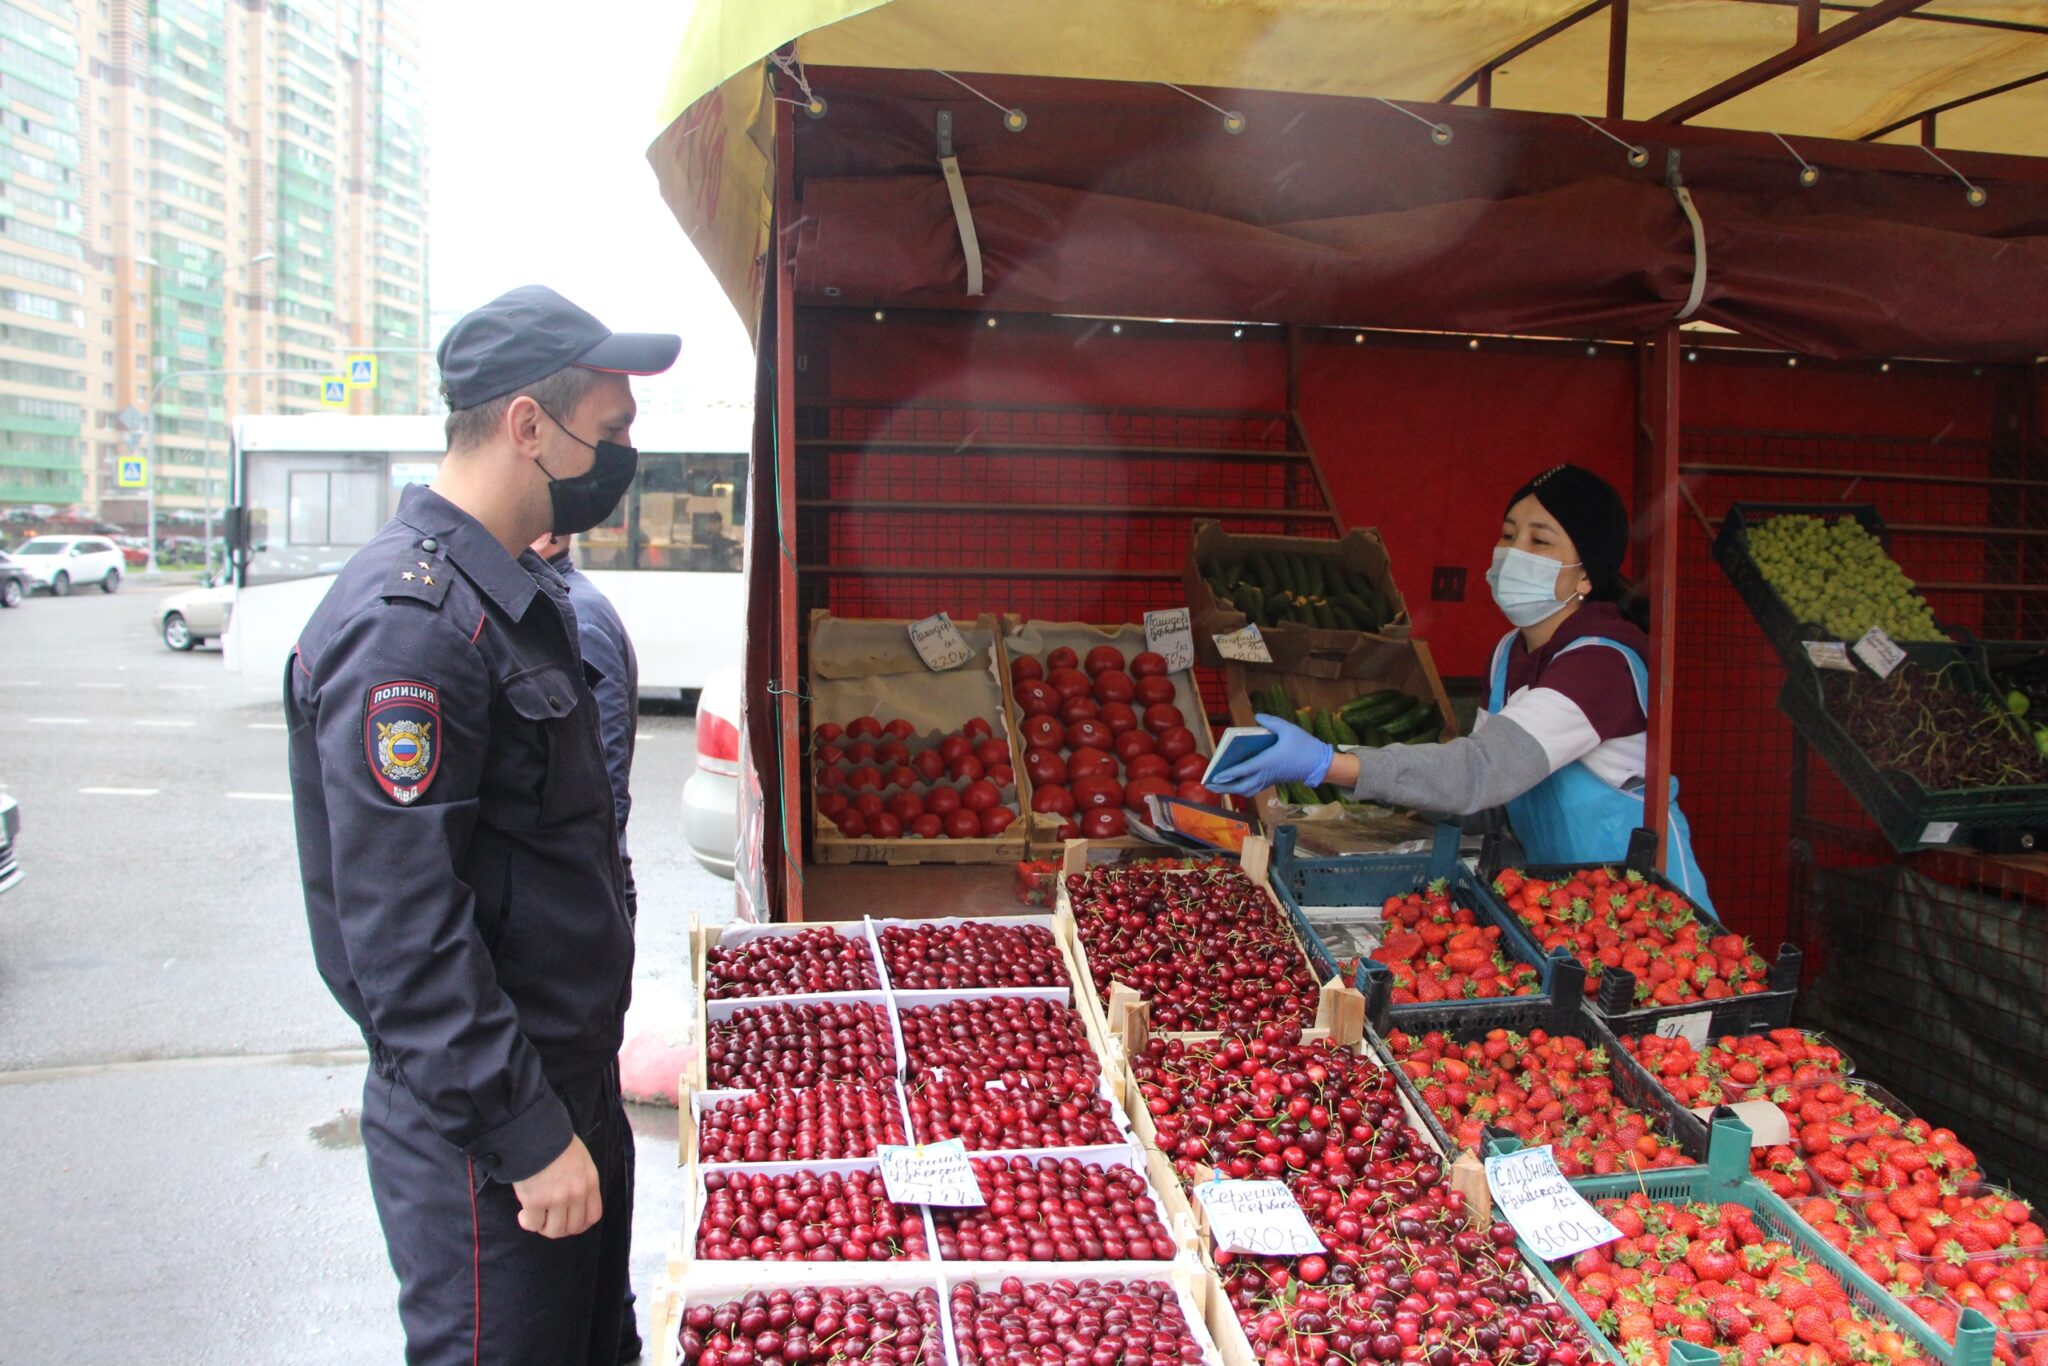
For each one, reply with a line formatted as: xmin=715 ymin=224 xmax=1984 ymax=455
xmin=381 ymin=553 xmax=451 ymax=607
xmin=364 ymin=680 xmax=441 ymax=804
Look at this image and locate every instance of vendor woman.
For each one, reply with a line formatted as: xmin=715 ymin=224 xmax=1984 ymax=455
xmin=1209 ymin=463 xmax=1713 ymax=910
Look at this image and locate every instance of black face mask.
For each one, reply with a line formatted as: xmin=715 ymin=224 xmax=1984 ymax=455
xmin=533 ymin=403 xmax=638 ymax=536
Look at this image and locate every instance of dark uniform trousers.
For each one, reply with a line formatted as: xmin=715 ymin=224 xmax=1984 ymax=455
xmin=286 ymin=486 xmax=636 ymax=1366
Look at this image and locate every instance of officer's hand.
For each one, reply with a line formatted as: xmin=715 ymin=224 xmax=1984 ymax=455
xmin=512 ymin=1135 xmax=602 ymax=1239
xmin=1207 ymin=713 xmax=1336 ymax=796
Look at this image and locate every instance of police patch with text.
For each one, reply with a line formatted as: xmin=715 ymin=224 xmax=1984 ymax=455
xmin=365 ymin=680 xmax=441 ymax=804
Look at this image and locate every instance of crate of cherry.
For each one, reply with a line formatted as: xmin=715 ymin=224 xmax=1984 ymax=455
xmin=808 ymin=612 xmax=1029 ymax=865
xmin=1054 ymin=839 xmax=1364 ymax=1049
xmin=1001 ymin=621 xmax=1220 ymax=855
xmin=1485 ymin=862 xmax=1803 ymax=1035
xmin=1499 ymin=1114 xmax=2000 ymax=1366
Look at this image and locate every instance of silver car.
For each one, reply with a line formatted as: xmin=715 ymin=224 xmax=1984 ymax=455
xmin=157 ymin=572 xmax=234 ymax=651
xmin=0 ymin=795 xmax=20 ymax=896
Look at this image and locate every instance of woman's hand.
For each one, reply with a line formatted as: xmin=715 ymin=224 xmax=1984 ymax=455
xmin=1207 ymin=713 xmax=1336 ymax=795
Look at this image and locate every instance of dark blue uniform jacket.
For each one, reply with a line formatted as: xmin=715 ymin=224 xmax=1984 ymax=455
xmin=286 ymin=485 xmax=634 ymax=1184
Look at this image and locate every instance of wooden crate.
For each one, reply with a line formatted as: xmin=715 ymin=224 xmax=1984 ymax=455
xmin=808 ymin=612 xmax=1030 ymax=866
xmin=1000 ymin=619 xmax=1219 ymax=857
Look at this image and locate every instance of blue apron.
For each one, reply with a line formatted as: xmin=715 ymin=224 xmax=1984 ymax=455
xmin=1487 ymin=632 xmax=1715 ymax=914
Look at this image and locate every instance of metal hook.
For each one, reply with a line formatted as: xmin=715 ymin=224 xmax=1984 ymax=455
xmin=1161 ymin=82 xmax=1246 ymax=134
xmin=1372 ymin=97 xmax=1452 ymax=145
xmin=933 ymin=70 xmax=1026 ymax=132
xmin=1919 ymin=144 xmax=1987 ymax=206
xmin=1575 ymin=114 xmax=1648 ymax=168
xmin=1771 ymin=132 xmax=1819 ymax=187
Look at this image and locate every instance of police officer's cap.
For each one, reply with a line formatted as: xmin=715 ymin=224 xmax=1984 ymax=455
xmin=437 ymin=285 xmax=681 ymax=410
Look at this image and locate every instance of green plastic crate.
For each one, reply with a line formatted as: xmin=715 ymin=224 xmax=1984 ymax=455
xmin=1488 ymin=1116 xmax=1997 ymax=1366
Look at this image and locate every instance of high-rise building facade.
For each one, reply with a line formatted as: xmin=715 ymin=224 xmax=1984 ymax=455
xmin=0 ymin=0 xmax=428 ymax=521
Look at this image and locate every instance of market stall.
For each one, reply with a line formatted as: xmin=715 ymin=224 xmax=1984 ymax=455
xmin=639 ymin=4 xmax=2048 ymax=1364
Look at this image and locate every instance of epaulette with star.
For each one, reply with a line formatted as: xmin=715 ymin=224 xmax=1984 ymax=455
xmin=381 ymin=544 xmax=450 ymax=607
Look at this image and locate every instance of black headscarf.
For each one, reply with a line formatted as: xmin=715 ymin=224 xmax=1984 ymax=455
xmin=1503 ymin=464 xmax=1631 ymax=602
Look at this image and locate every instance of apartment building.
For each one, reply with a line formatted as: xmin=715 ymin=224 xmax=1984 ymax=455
xmin=0 ymin=0 xmax=429 ymax=521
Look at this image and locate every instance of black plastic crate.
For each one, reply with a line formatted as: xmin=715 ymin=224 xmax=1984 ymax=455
xmin=1712 ymin=502 xmax=1937 ymax=671
xmin=1781 ymin=641 xmax=2048 ymax=853
xmin=1361 ymin=973 xmax=1713 ymax=1164
xmin=1480 ymin=859 xmax=1802 ymax=1035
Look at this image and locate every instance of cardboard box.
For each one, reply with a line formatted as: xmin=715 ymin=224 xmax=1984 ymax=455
xmin=1185 ymin=521 xmax=1410 ymax=669
xmin=1222 ymin=635 xmax=1456 ymax=836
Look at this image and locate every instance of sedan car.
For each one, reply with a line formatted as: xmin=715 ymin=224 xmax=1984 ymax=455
xmin=0 ymin=551 xmax=27 ymax=608
xmin=0 ymin=795 xmax=20 ymax=897
xmin=10 ymin=535 xmax=124 ymax=595
xmin=681 ymin=665 xmax=741 ymax=879
xmin=158 ymin=572 xmax=234 ymax=651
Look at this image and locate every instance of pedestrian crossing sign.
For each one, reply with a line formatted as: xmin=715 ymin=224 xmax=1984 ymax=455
xmin=116 ymin=456 xmax=148 ymax=489
xmin=346 ymin=355 xmax=377 ymax=389
xmin=321 ymin=378 xmax=348 ymax=406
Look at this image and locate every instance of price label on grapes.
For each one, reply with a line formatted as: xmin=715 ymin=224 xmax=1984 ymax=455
xmin=1852 ymin=627 xmax=1908 ymax=680
xmin=1144 ymin=608 xmax=1197 ymax=674
xmin=1213 ymin=624 xmax=1273 ymax=664
xmin=908 ymin=613 xmax=973 ymax=672
xmin=877 ymin=1138 xmax=984 ymax=1207
xmin=1196 ymin=1180 xmax=1325 ymax=1257
xmin=1803 ymin=642 xmax=1857 ymax=673
xmin=1653 ymin=1010 xmax=1713 ymax=1048
xmin=1483 ymin=1146 xmax=1622 ymax=1262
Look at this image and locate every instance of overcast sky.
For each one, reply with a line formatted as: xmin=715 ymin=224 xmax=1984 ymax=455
xmin=423 ymin=1 xmax=756 ymax=411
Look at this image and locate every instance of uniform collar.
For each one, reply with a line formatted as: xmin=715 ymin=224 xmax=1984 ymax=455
xmin=395 ymin=484 xmax=540 ymax=620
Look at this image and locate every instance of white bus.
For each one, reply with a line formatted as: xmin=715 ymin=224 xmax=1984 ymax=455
xmin=223 ymin=411 xmax=750 ymax=693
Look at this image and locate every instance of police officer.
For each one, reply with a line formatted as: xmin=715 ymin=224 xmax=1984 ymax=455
xmin=286 ymin=284 xmax=678 ymax=1366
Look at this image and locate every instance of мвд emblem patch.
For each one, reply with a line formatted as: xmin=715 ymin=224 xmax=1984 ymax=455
xmin=364 ymin=680 xmax=440 ymax=804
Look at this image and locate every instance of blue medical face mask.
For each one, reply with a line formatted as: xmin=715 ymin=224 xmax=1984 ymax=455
xmin=1486 ymin=545 xmax=1582 ymax=627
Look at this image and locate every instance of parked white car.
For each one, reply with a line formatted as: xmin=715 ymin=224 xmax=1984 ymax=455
xmin=158 ymin=573 xmax=234 ymax=650
xmin=11 ymin=535 xmax=125 ymax=596
xmin=681 ymin=665 xmax=741 ymax=879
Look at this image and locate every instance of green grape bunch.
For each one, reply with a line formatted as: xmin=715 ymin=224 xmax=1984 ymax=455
xmin=1746 ymin=514 xmax=1945 ymax=642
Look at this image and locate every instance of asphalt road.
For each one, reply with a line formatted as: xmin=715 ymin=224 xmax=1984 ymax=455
xmin=0 ymin=579 xmax=735 ymax=1361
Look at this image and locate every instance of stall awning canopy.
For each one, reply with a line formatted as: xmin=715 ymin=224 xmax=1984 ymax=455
xmin=651 ymin=0 xmax=2048 ymax=357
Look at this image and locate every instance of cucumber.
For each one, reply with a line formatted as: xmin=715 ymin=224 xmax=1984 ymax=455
xmin=1340 ymin=689 xmax=1408 ymax=722
xmin=1233 ymin=583 xmax=1267 ymax=625
xmin=1326 ymin=601 xmax=1359 ymax=631
xmin=1301 ymin=556 xmax=1326 ymax=598
xmin=1248 ymin=553 xmax=1279 ymax=595
xmin=1273 ymin=553 xmax=1300 ymax=596
xmin=1330 ymin=715 xmax=1360 ymax=747
xmin=1312 ymin=709 xmax=1339 ymax=745
xmin=1381 ymin=706 xmax=1443 ymax=742
xmin=1311 ymin=600 xmax=1335 ymax=630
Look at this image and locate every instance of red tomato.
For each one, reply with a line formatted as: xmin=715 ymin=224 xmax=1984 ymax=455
xmin=1125 ymin=754 xmax=1170 ymax=781
xmin=886 ymin=791 xmax=924 ymax=823
xmin=910 ymin=814 xmax=944 ymax=839
xmin=1046 ymin=647 xmax=1079 ymax=672
xmin=876 ymin=740 xmax=909 ymax=767
xmin=1085 ymin=645 xmax=1126 ymax=677
xmin=814 ymin=765 xmax=841 ymax=789
xmin=1047 ymin=669 xmax=1092 ymax=702
xmin=834 ymin=810 xmax=867 ymax=838
xmin=913 ymin=749 xmax=947 ymax=781
xmin=1024 ymin=748 xmax=1067 ymax=786
xmin=1143 ymin=704 xmax=1186 ymax=736
xmin=815 ymin=722 xmax=844 ymax=745
xmin=944 ymin=810 xmax=982 ymax=839
xmin=1096 ymin=701 xmax=1138 ymax=736
xmin=1067 ymin=719 xmax=1113 ymax=752
xmin=1134 ymin=675 xmax=1177 ymax=706
xmin=1021 ymin=714 xmax=1064 ymax=750
xmin=1067 ymin=746 xmax=1117 ymax=780
xmin=1017 ymin=681 xmax=1060 ymax=717
xmin=1177 ymin=781 xmax=1221 ymax=805
xmin=974 ymin=737 xmax=1011 ymax=768
xmin=854 ymin=793 xmax=886 ymax=820
xmin=847 ymin=765 xmax=884 ymax=791
xmin=1031 ymin=784 xmax=1075 ymax=815
xmin=925 ymin=785 xmax=962 ymax=816
xmin=1113 ymin=730 xmax=1156 ymax=763
xmin=1092 ymin=670 xmax=1136 ymax=705
xmin=1059 ymin=696 xmax=1101 ymax=726
xmin=1125 ymin=775 xmax=1175 ymax=809
xmin=986 ymin=762 xmax=1014 ymax=786
xmin=815 ymin=744 xmax=845 ymax=768
xmin=1057 ymin=821 xmax=1080 ymax=841
xmin=948 ymin=756 xmax=985 ymax=784
xmin=1010 ymin=655 xmax=1044 ymax=684
xmin=885 ymin=766 xmax=919 ymax=790
xmin=1072 ymin=774 xmax=1125 ymax=811
xmin=1131 ymin=651 xmax=1168 ymax=678
xmin=1170 ymin=752 xmax=1209 ymax=783
xmin=845 ymin=741 xmax=876 ymax=765
xmin=1081 ymin=808 xmax=1127 ymax=839
xmin=869 ymin=813 xmax=903 ymax=839
xmin=847 ymin=716 xmax=882 ymax=740
xmin=817 ymin=792 xmax=849 ymax=819
xmin=979 ymin=807 xmax=1016 ymax=836
xmin=1155 ymin=726 xmax=1197 ymax=762
xmin=939 ymin=735 xmax=973 ymax=764
xmin=883 ymin=718 xmax=916 ymax=742
xmin=962 ymin=779 xmax=1002 ymax=813
xmin=963 ymin=717 xmax=994 ymax=742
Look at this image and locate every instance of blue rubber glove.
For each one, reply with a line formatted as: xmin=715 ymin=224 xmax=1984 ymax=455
xmin=1207 ymin=713 xmax=1336 ymax=796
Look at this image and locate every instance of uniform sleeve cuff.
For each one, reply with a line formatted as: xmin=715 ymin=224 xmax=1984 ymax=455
xmin=465 ymin=1088 xmax=574 ymax=1184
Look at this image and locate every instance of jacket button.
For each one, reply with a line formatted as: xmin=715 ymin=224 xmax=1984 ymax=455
xmin=421 ymin=538 xmax=439 ymax=553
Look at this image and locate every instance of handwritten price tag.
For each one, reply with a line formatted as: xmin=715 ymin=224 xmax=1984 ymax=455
xmin=877 ymin=1139 xmax=984 ymax=1207
xmin=909 ymin=613 xmax=973 ymax=672
xmin=1195 ymin=1180 xmax=1325 ymax=1257
xmin=1654 ymin=1010 xmax=1713 ymax=1048
xmin=1213 ymin=624 xmax=1272 ymax=665
xmin=1144 ymin=608 xmax=1197 ymax=674
xmin=1484 ymin=1146 xmax=1622 ymax=1263
xmin=1803 ymin=641 xmax=1857 ymax=673
xmin=1853 ymin=627 xmax=1908 ymax=680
